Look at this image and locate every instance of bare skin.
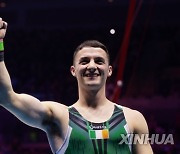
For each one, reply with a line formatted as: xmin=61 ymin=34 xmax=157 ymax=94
xmin=0 ymin=18 xmax=153 ymax=153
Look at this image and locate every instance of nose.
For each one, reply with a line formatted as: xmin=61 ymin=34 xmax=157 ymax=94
xmin=87 ymin=60 xmax=97 ymax=72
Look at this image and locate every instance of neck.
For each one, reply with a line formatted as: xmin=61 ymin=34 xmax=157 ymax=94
xmin=77 ymin=85 xmax=108 ymax=108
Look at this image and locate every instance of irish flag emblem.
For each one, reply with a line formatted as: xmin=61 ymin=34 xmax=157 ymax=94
xmin=89 ymin=129 xmax=109 ymax=139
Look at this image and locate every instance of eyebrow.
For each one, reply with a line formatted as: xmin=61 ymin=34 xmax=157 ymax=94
xmin=79 ymin=57 xmax=89 ymax=62
xmin=79 ymin=57 xmax=106 ymax=62
xmin=95 ymin=57 xmax=105 ymax=63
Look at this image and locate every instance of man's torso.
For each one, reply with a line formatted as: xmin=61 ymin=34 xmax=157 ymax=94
xmin=54 ymin=104 xmax=132 ymax=154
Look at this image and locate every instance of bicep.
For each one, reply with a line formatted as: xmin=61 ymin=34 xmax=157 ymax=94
xmin=3 ymin=92 xmax=52 ymax=130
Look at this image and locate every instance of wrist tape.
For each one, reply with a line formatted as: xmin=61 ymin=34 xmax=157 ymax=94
xmin=0 ymin=41 xmax=4 ymax=61
xmin=0 ymin=41 xmax=4 ymax=51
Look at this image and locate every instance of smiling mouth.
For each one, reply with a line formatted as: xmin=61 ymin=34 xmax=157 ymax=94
xmin=84 ymin=73 xmax=100 ymax=77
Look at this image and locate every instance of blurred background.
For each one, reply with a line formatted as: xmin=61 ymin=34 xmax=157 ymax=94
xmin=0 ymin=0 xmax=180 ymax=153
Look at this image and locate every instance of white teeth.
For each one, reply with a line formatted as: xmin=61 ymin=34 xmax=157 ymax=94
xmin=85 ymin=74 xmax=99 ymax=77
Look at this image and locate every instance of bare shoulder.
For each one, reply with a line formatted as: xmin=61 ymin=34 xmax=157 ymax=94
xmin=122 ymin=106 xmax=145 ymax=121
xmin=41 ymin=101 xmax=69 ymax=120
xmin=41 ymin=101 xmax=68 ymax=109
xmin=121 ymin=106 xmax=149 ymax=134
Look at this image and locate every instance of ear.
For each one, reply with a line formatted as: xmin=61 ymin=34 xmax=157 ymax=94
xmin=108 ymin=65 xmax=112 ymax=77
xmin=70 ymin=65 xmax=76 ymax=77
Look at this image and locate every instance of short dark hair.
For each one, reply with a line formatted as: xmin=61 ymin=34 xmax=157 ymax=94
xmin=73 ymin=40 xmax=110 ymax=65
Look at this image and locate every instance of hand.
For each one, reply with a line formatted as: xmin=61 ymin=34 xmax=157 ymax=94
xmin=0 ymin=18 xmax=7 ymax=40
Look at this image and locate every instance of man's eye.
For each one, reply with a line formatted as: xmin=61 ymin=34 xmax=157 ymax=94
xmin=80 ymin=61 xmax=88 ymax=65
xmin=96 ymin=60 xmax=104 ymax=65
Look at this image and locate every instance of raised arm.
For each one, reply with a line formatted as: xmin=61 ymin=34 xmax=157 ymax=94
xmin=0 ymin=18 xmax=53 ymax=130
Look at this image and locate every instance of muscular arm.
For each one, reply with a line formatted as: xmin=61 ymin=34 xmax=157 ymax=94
xmin=123 ymin=107 xmax=153 ymax=154
xmin=0 ymin=18 xmax=53 ymax=130
xmin=132 ymin=111 xmax=153 ymax=154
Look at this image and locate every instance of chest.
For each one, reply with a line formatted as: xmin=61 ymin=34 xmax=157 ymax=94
xmin=74 ymin=106 xmax=114 ymax=123
xmin=65 ymin=106 xmax=131 ymax=154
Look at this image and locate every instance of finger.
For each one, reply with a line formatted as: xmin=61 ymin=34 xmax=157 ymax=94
xmin=0 ymin=21 xmax=7 ymax=29
xmin=0 ymin=18 xmax=2 ymax=28
xmin=3 ymin=22 xmax=7 ymax=29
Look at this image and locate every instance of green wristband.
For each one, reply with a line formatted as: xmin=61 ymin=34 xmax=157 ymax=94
xmin=0 ymin=41 xmax=4 ymax=51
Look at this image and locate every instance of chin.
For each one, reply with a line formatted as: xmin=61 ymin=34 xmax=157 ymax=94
xmin=80 ymin=80 xmax=104 ymax=90
xmin=85 ymin=83 xmax=102 ymax=90
xmin=86 ymin=81 xmax=100 ymax=86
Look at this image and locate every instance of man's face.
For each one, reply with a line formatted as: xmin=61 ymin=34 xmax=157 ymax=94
xmin=71 ymin=47 xmax=112 ymax=90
